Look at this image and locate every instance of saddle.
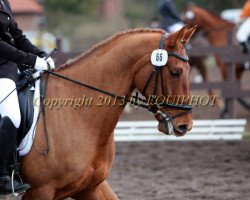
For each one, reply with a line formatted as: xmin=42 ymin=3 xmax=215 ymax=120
xmin=16 ymin=69 xmax=36 ymax=146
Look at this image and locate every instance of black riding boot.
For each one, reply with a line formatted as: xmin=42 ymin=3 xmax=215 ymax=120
xmin=0 ymin=116 xmax=30 ymax=195
xmin=240 ymin=41 xmax=250 ymax=54
xmin=240 ymin=42 xmax=250 ymax=70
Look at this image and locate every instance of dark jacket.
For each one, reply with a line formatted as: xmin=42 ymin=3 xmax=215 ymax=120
xmin=0 ymin=0 xmax=47 ymax=81
xmin=158 ymin=0 xmax=182 ymax=30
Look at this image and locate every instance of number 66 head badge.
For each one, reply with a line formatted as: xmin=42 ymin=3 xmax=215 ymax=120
xmin=151 ymin=49 xmax=168 ymax=68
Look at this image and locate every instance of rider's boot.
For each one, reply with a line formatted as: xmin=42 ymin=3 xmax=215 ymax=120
xmin=240 ymin=41 xmax=250 ymax=69
xmin=0 ymin=116 xmax=31 ymax=195
xmin=240 ymin=41 xmax=250 ymax=54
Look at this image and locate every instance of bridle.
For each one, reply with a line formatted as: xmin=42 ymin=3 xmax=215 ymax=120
xmin=37 ymin=33 xmax=192 ymax=131
xmin=142 ymin=33 xmax=192 ymax=120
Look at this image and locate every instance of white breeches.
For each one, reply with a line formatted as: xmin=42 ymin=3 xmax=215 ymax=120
xmin=236 ymin=18 xmax=250 ymax=43
xmin=0 ymin=78 xmax=21 ymax=128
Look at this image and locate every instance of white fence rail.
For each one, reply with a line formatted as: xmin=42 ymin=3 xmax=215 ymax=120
xmin=114 ymin=119 xmax=247 ymax=141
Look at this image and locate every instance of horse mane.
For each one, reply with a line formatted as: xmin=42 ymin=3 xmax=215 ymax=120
xmin=56 ymin=28 xmax=165 ymax=72
xmin=206 ymin=9 xmax=234 ymax=25
xmin=194 ymin=5 xmax=235 ymax=27
xmin=206 ymin=9 xmax=224 ymax=20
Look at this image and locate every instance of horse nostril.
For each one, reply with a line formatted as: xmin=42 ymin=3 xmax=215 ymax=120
xmin=177 ymin=124 xmax=189 ymax=133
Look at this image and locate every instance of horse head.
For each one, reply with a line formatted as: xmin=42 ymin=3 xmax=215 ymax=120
xmin=183 ymin=4 xmax=234 ymax=33
xmin=183 ymin=4 xmax=197 ymax=24
xmin=133 ymin=26 xmax=197 ymax=136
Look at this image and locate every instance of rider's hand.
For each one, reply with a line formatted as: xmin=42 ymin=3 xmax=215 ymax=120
xmin=34 ymin=57 xmax=48 ymax=71
xmin=45 ymin=57 xmax=55 ymax=69
xmin=32 ymin=71 xmax=41 ymax=79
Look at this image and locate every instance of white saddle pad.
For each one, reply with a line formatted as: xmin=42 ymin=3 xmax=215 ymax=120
xmin=18 ymin=79 xmax=41 ymax=156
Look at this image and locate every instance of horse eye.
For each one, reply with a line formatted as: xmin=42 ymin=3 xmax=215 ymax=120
xmin=170 ymin=70 xmax=181 ymax=78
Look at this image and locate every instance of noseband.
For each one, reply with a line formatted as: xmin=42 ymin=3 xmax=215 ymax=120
xmin=142 ymin=33 xmax=193 ymax=120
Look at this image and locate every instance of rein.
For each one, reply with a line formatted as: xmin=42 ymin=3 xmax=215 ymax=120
xmin=43 ymin=70 xmax=149 ymax=109
xmin=44 ymin=69 xmax=192 ymax=121
xmin=33 ymin=33 xmax=193 ymax=155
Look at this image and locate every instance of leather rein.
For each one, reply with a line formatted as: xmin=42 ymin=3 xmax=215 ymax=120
xmin=21 ymin=33 xmax=194 ymax=155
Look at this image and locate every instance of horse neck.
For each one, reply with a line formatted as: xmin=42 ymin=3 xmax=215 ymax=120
xmin=207 ymin=23 xmax=234 ymax=46
xmin=57 ymin=31 xmax=161 ymax=99
xmin=47 ymin=31 xmax=162 ymax=143
xmin=197 ymin=9 xmax=234 ymax=46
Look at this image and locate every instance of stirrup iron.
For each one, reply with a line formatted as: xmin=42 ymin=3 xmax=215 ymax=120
xmin=11 ymin=169 xmax=26 ymax=197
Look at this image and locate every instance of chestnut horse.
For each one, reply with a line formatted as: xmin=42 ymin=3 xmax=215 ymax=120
xmin=20 ymin=26 xmax=195 ymax=200
xmin=184 ymin=4 xmax=250 ymax=115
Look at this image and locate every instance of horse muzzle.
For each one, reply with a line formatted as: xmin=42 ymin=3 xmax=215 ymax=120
xmin=157 ymin=121 xmax=191 ymax=137
xmin=155 ymin=110 xmax=192 ymax=137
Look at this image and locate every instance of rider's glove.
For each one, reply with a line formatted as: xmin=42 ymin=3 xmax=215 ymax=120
xmin=32 ymin=71 xmax=41 ymax=79
xmin=34 ymin=57 xmax=48 ymax=71
xmin=45 ymin=57 xmax=55 ymax=69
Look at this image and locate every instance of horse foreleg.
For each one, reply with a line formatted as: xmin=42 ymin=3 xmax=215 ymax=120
xmin=194 ymin=57 xmax=223 ymax=108
xmin=21 ymin=186 xmax=55 ymax=200
xmin=72 ymin=181 xmax=119 ymax=200
xmin=194 ymin=57 xmax=208 ymax=82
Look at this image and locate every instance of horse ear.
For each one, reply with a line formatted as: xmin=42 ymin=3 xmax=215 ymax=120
xmin=181 ymin=25 xmax=198 ymax=45
xmin=168 ymin=26 xmax=188 ymax=47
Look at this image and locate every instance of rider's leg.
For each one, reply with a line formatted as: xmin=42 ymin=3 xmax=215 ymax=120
xmin=240 ymin=39 xmax=250 ymax=70
xmin=0 ymin=78 xmax=21 ymax=128
xmin=236 ymin=18 xmax=250 ymax=69
xmin=0 ymin=78 xmax=30 ymax=195
xmin=240 ymin=39 xmax=250 ymax=54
